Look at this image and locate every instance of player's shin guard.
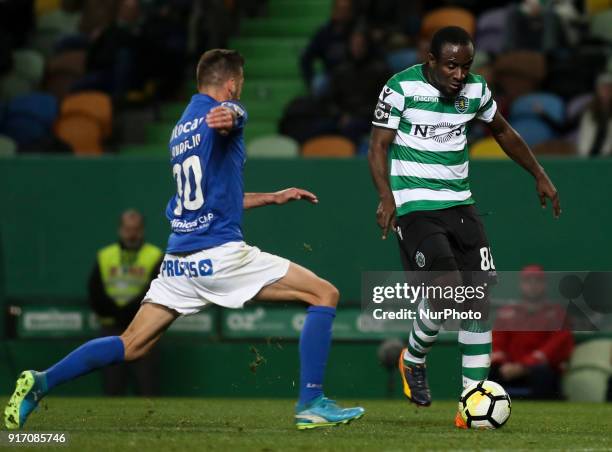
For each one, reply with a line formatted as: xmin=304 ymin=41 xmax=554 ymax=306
xmin=403 ymin=299 xmax=443 ymax=365
xmin=298 ymin=306 xmax=335 ymax=406
xmin=459 ymin=320 xmax=491 ymax=387
xmin=44 ymin=336 xmax=125 ymax=390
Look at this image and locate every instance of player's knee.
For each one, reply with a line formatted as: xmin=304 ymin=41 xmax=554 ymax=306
xmin=120 ymin=332 xmax=149 ymax=361
xmin=312 ymin=280 xmax=340 ymax=308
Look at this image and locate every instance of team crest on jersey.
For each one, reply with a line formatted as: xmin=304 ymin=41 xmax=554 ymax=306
xmin=454 ymin=95 xmax=469 ymax=113
xmin=415 ymin=251 xmax=426 ymax=268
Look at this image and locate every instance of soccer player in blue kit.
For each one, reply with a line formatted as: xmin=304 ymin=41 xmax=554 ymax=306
xmin=4 ymin=49 xmax=364 ymax=431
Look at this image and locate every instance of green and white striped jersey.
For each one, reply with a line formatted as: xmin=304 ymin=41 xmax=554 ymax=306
xmin=372 ymin=64 xmax=497 ymax=216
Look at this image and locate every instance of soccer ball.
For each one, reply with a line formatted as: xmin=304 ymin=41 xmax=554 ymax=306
xmin=458 ymin=380 xmax=511 ymax=429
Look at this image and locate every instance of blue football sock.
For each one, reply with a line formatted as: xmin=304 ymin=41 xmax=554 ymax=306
xmin=298 ymin=305 xmax=336 ymax=406
xmin=44 ymin=336 xmax=125 ymax=391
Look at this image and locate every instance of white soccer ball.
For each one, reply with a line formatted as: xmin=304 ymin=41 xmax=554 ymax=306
xmin=457 ymin=380 xmax=511 ymax=429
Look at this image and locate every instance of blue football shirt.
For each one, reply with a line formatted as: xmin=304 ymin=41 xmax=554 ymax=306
xmin=165 ymin=94 xmax=247 ymax=253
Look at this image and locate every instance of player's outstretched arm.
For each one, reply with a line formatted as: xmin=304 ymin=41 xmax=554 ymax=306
xmin=243 ymin=188 xmax=318 ymax=209
xmin=487 ymin=111 xmax=561 ymax=218
xmin=368 ymin=126 xmax=398 ymax=239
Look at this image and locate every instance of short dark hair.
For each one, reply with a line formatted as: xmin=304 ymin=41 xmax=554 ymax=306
xmin=430 ymin=26 xmax=473 ymax=59
xmin=119 ymin=209 xmax=144 ymax=226
xmin=196 ymin=49 xmax=244 ymax=88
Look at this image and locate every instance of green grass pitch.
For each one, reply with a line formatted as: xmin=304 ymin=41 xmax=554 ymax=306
xmin=7 ymin=398 xmax=612 ymax=451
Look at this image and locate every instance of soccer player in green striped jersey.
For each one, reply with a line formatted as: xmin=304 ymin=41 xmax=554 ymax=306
xmin=368 ymin=26 xmax=561 ymax=427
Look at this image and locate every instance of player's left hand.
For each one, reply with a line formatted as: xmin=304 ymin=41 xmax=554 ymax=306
xmin=206 ymin=106 xmax=235 ymax=134
xmin=273 ymin=188 xmax=318 ymax=205
xmin=535 ymin=172 xmax=561 ymax=219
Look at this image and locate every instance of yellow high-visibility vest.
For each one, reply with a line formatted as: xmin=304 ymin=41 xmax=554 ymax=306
xmin=97 ymin=243 xmax=162 ymax=307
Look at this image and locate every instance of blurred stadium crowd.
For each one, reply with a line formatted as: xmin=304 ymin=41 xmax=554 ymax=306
xmin=0 ymin=0 xmax=610 ymax=158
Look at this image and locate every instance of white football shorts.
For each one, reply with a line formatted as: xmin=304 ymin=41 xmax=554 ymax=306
xmin=143 ymin=241 xmax=290 ymax=315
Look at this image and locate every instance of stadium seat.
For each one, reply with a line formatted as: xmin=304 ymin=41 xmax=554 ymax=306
xmin=563 ymin=339 xmax=612 ymax=402
xmin=470 ymin=137 xmax=508 ymax=159
xmin=475 ymin=6 xmax=509 ymax=55
xmin=421 ymin=8 xmax=476 ymax=39
xmin=60 ymin=92 xmax=112 ymax=138
xmin=301 ymin=135 xmax=356 ymax=157
xmin=533 ymin=139 xmax=577 ymax=156
xmin=244 ymin=121 xmax=277 ymax=144
xmin=0 ymin=93 xmax=58 ymax=145
xmin=510 ymin=118 xmax=554 ymax=147
xmin=12 ymin=50 xmax=45 ymax=88
xmin=590 ymin=10 xmax=612 ymax=42
xmin=247 ymin=134 xmax=299 ymax=158
xmin=0 ymin=74 xmax=32 ymax=100
xmin=32 ymin=8 xmax=81 ymax=57
xmin=54 ymin=115 xmax=103 ymax=155
xmin=510 ymin=92 xmax=565 ymax=124
xmin=0 ymin=134 xmax=17 ymax=157
xmin=7 ymin=93 xmax=58 ymax=124
xmin=386 ymin=49 xmax=419 ymax=74
xmin=54 ymin=92 xmax=111 ymax=154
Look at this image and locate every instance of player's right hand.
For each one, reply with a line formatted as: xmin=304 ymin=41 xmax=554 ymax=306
xmin=376 ymin=196 xmax=396 ymax=240
xmin=535 ymin=172 xmax=561 ymax=219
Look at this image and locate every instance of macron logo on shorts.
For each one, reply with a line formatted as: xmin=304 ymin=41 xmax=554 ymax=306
xmin=161 ymin=258 xmax=213 ymax=278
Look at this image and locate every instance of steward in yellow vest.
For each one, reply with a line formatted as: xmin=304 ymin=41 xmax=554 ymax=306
xmin=89 ymin=210 xmax=162 ymax=329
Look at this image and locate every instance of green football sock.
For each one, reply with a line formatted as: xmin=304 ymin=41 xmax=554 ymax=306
xmin=403 ymin=298 xmax=443 ymax=365
xmin=459 ymin=319 xmax=492 ymax=387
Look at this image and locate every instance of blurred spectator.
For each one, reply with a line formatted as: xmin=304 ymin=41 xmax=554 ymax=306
xmin=577 ymin=72 xmax=612 ymax=157
xmin=505 ymin=0 xmax=568 ymax=54
xmin=89 ymin=209 xmax=163 ymax=396
xmin=140 ymin=0 xmax=190 ymax=99
xmin=79 ymin=0 xmax=120 ymax=37
xmin=34 ymin=0 xmax=84 ymax=56
xmin=300 ymin=0 xmax=355 ymax=96
xmin=188 ymin=0 xmax=233 ymax=56
xmin=552 ymin=0 xmax=586 ymax=46
xmin=326 ymin=28 xmax=390 ymax=145
xmin=356 ymin=0 xmax=421 ymax=50
xmin=73 ymin=0 xmax=145 ymax=100
xmin=491 ymin=265 xmax=574 ymax=399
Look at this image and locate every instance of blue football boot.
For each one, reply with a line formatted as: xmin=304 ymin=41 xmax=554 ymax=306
xmin=295 ymin=395 xmax=365 ymax=430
